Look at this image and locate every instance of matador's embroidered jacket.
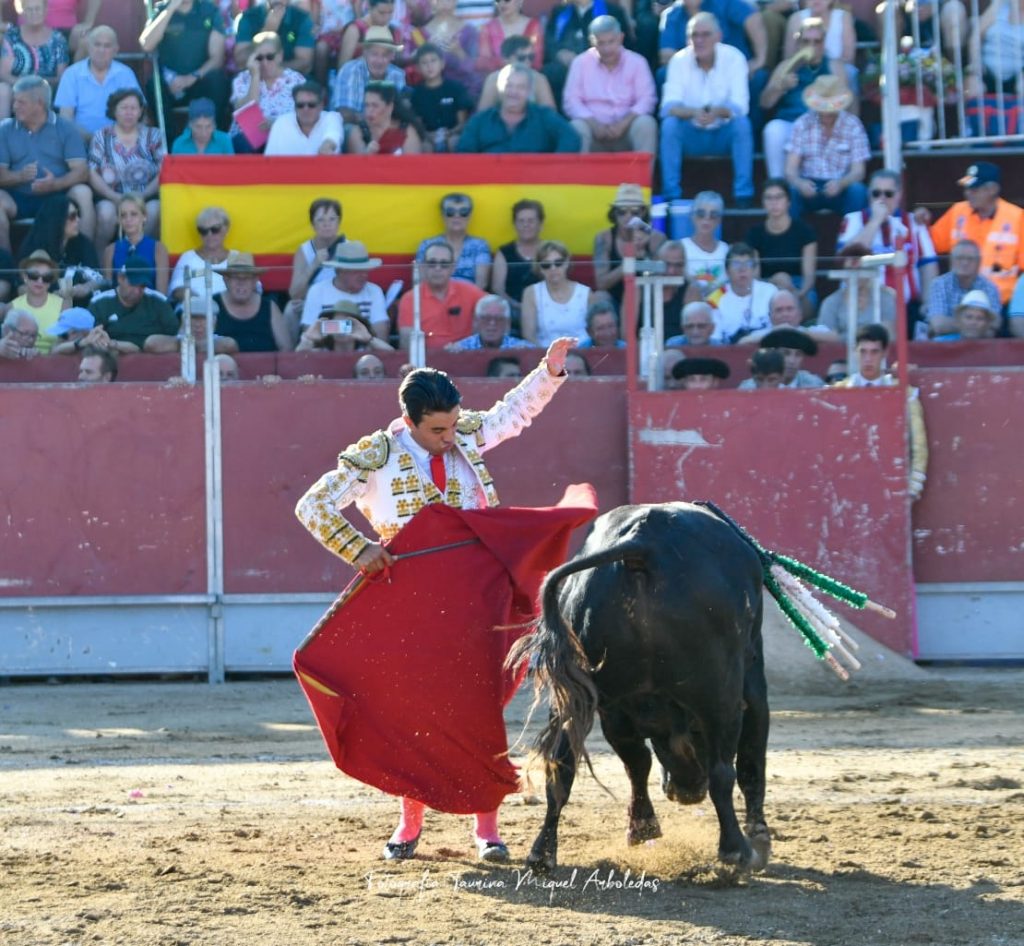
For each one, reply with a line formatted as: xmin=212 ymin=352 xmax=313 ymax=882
xmin=295 ymin=360 xmax=566 ymax=564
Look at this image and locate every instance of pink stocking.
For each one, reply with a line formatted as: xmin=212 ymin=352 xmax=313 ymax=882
xmin=474 ymin=807 xmax=501 ymax=844
xmin=390 ymin=796 xmax=425 ymax=843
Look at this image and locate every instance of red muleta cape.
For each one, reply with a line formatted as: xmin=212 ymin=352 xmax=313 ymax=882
xmin=293 ymin=483 xmax=598 ymax=814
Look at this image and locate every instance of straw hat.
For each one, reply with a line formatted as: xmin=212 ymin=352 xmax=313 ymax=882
xmin=325 ymin=240 xmax=382 ymax=270
xmin=802 ymin=75 xmax=852 ymax=114
xmin=363 ymin=26 xmax=401 ymax=50
xmin=222 ymin=251 xmax=267 ymax=275
xmin=610 ymin=183 xmax=646 ymax=207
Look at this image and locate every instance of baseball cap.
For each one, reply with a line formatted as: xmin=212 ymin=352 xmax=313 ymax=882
xmin=46 ymin=307 xmax=95 ymax=336
xmin=958 ymin=162 xmax=1000 ymax=188
xmin=119 ymin=257 xmax=154 ymax=287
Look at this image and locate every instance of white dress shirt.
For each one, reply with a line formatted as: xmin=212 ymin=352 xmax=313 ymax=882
xmin=264 ymin=110 xmax=344 ymax=156
xmin=660 ymin=43 xmax=750 ymax=123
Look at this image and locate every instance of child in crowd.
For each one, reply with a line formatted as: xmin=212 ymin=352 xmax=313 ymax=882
xmin=406 ymin=43 xmax=472 ymax=152
xmin=747 ymin=348 xmax=785 ymax=389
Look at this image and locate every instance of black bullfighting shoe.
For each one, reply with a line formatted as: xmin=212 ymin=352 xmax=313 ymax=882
xmin=475 ymin=839 xmax=510 ymax=863
xmin=382 ymin=833 xmax=420 ymax=861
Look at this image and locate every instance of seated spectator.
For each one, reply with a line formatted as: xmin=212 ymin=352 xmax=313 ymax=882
xmin=784 ymin=75 xmax=869 ymax=218
xmin=174 ymin=291 xmax=240 ymax=355
xmin=214 ymin=352 xmax=239 ymax=380
xmin=594 ymin=183 xmax=666 ymax=312
xmin=0 ymin=0 xmax=69 ymax=121
xmin=744 ymin=347 xmax=785 ymax=388
xmin=817 ymin=251 xmax=897 ymax=335
xmin=312 ymin=0 xmax=360 ymax=84
xmin=745 ymin=176 xmax=817 ymax=309
xmin=824 ymin=358 xmax=847 ymax=383
xmin=707 ymin=243 xmax=777 ymax=343
xmin=682 ymin=190 xmax=729 ymax=295
xmin=0 ymin=307 xmax=39 ymax=358
xmin=671 ymin=355 xmax=730 ymax=390
xmin=491 ymin=197 xmax=543 ymax=327
xmin=578 ymin=298 xmax=624 ymax=349
xmin=139 ymin=0 xmax=231 ymax=130
xmin=838 ymin=169 xmax=939 ymax=333
xmin=54 ymin=26 xmax=141 ymax=141
xmin=458 ymin=63 xmax=580 ymax=154
xmin=739 ymin=288 xmax=841 ymax=343
xmin=486 ymin=354 xmax=522 ymax=378
xmin=933 ymin=290 xmax=1000 ymax=341
xmin=102 ymin=194 xmax=170 ymax=296
xmin=924 ymin=162 xmax=1024 ymax=310
xmin=477 ymin=34 xmax=556 ymax=111
xmin=19 ymin=193 xmax=103 ymax=305
xmin=662 ymin=345 xmax=685 ymax=387
xmin=520 ymin=239 xmax=593 ymax=347
xmin=965 ymin=0 xmax=1024 ymax=99
xmin=541 ymin=0 xmax=632 ymax=104
xmin=563 ymin=16 xmax=657 ymax=158
xmin=781 ymin=0 xmax=857 ymax=92
xmin=445 ymin=293 xmax=534 ymax=350
xmin=290 ymin=197 xmax=346 ymax=304
xmin=333 ymin=25 xmax=405 ymax=121
xmin=346 ymin=80 xmax=422 ymax=153
xmin=297 ymin=297 xmax=394 ymax=351
xmin=648 ymin=241 xmax=703 ymax=339
xmin=48 ymin=0 xmax=100 ymax=56
xmin=265 ymin=80 xmax=343 ymax=155
xmin=416 ymin=192 xmax=491 ymax=288
xmin=744 ymin=326 xmax=824 ymax=388
xmin=230 ymin=32 xmax=305 ymax=153
xmin=397 ymin=239 xmax=486 ymax=350
xmin=354 ymin=352 xmax=386 ymax=378
xmin=45 ymin=305 xmax=95 ymax=354
xmin=658 ymin=0 xmax=768 ymax=73
xmin=478 ymin=0 xmax=543 ymax=77
xmin=89 ymin=258 xmax=179 ymax=353
xmin=926 ymin=239 xmax=1001 ymax=338
xmin=234 ymin=0 xmax=316 ymax=75
xmin=89 ymin=88 xmax=164 ymax=250
xmin=408 ymin=43 xmax=473 ymax=153
xmin=564 ymin=350 xmax=592 ymax=377
xmin=215 ymin=251 xmax=292 ymax=351
xmin=761 ymin=16 xmax=842 ymax=178
xmin=665 ymin=299 xmax=719 ymax=346
xmin=171 ymin=98 xmax=234 ymax=155
xmin=337 ymin=0 xmax=402 ymax=68
xmin=0 ymin=75 xmax=94 ymax=248
xmin=13 ymin=249 xmax=68 ymax=349
xmin=1005 ymin=271 xmax=1024 ymax=339
xmin=77 ymin=343 xmax=117 ymax=381
xmin=0 ymin=243 xmax=15 ymax=303
xmin=408 ymin=0 xmax=482 ymax=100
xmin=659 ymin=14 xmax=754 ymax=207
xmin=300 ymin=240 xmax=391 ymax=340
xmin=168 ymin=206 xmax=233 ymax=302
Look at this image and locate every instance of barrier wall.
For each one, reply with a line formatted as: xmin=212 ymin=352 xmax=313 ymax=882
xmin=628 ymin=387 xmax=917 ymax=655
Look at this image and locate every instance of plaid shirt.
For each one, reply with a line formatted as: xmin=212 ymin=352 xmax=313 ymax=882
xmin=925 ymin=272 xmax=1002 ymax=323
xmin=449 ymin=333 xmax=534 ymax=351
xmin=332 ymin=59 xmax=405 ymax=112
xmin=787 ymin=111 xmax=870 ymax=180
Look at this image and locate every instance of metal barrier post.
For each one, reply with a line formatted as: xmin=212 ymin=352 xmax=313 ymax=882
xmin=409 ymin=262 xmax=425 ymax=368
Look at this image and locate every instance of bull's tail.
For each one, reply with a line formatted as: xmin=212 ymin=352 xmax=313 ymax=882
xmin=507 ymin=541 xmax=645 ymax=787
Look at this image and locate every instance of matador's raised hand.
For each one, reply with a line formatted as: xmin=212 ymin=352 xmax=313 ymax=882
xmin=544 ymin=337 xmax=577 ymax=377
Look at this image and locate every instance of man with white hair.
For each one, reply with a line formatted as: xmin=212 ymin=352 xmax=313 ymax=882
xmin=739 ymin=289 xmax=841 ymax=343
xmin=562 ymin=16 xmax=657 ymax=156
xmin=446 ymin=295 xmax=536 ymax=351
xmin=55 ymin=26 xmax=142 ymax=141
xmin=0 ymin=76 xmax=95 ymax=248
xmin=0 ymin=308 xmax=39 ymax=359
xmin=659 ymin=13 xmax=754 ymax=207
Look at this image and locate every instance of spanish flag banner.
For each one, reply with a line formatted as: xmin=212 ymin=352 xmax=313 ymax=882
xmin=160 ymin=154 xmax=650 ymax=265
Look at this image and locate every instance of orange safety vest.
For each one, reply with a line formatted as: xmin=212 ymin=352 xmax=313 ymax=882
xmin=932 ymin=198 xmax=1024 ymax=303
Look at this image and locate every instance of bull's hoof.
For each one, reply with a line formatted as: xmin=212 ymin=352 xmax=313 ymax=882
xmin=526 ymin=847 xmax=557 ymax=875
xmin=627 ymin=816 xmax=662 ymax=846
xmin=747 ymin=824 xmax=771 ymax=872
xmin=719 ymin=842 xmax=761 ymax=874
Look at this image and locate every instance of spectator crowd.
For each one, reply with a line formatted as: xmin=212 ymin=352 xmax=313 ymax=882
xmin=0 ymin=0 xmax=1022 ymax=387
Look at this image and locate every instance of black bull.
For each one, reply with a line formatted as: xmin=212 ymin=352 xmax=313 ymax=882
xmin=509 ymin=502 xmax=772 ymax=872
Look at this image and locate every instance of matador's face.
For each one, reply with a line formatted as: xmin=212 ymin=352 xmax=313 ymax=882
xmin=405 ymin=407 xmax=461 ymax=456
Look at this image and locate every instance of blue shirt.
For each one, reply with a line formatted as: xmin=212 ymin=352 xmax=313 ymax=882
xmin=53 ymin=60 xmax=142 ymax=135
xmin=449 ymin=333 xmax=534 ymax=350
xmin=659 ymin=0 xmax=756 ymax=58
xmin=0 ymin=112 xmax=87 ymax=194
xmin=332 ymin=59 xmax=405 ymax=112
xmin=171 ymin=128 xmax=236 ymax=154
xmin=416 ymin=235 xmax=492 ymax=285
xmin=457 ymin=104 xmax=581 ymax=154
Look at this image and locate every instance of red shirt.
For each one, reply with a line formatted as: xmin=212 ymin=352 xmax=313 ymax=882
xmin=397 ymin=279 xmax=485 ymax=349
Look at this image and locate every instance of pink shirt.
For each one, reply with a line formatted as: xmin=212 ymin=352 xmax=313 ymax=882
xmin=562 ymin=47 xmax=657 ymax=125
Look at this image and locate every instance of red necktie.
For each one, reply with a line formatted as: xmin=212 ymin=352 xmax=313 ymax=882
xmin=429 ymin=454 xmax=446 ymax=492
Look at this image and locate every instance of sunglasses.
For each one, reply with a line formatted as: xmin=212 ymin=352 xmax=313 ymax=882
xmin=424 ymin=259 xmax=453 ymax=268
xmin=198 ymin=225 xmax=223 ymax=236
xmin=539 ymin=259 xmax=566 ymax=270
xmin=25 ymin=270 xmax=51 ymax=281
xmin=694 ymin=209 xmax=721 ymax=219
xmin=615 ymin=207 xmax=645 ymax=216
xmin=255 ymin=53 xmax=277 ymax=61
xmin=871 ymin=189 xmax=897 ymax=198
xmin=443 ymin=206 xmax=471 ymax=218
xmin=295 ymin=100 xmax=321 ymax=109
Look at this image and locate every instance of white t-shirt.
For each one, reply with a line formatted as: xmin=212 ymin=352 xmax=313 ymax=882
xmin=682 ymin=238 xmax=729 ymax=294
xmin=533 ymin=281 xmax=590 ymax=347
xmin=301 ymin=278 xmax=389 ymax=327
xmin=264 ymin=110 xmax=344 ymax=156
xmin=710 ymin=280 xmax=777 ymax=343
